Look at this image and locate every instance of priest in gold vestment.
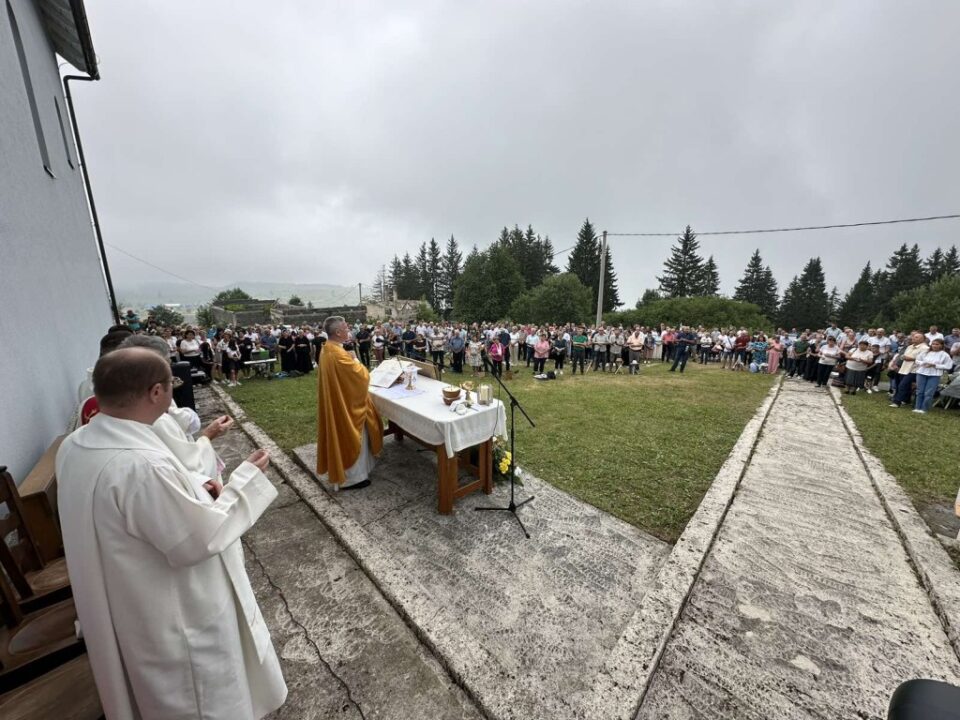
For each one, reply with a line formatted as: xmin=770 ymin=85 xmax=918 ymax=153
xmin=317 ymin=316 xmax=383 ymax=489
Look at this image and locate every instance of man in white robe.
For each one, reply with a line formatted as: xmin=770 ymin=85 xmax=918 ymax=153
xmin=56 ymin=348 xmax=287 ymax=720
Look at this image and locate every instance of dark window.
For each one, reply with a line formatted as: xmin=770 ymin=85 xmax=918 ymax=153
xmin=7 ymin=0 xmax=54 ymax=177
xmin=55 ymin=96 xmax=75 ymax=168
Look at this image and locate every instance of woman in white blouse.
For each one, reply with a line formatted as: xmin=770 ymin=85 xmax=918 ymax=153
xmin=816 ymin=335 xmax=841 ymax=388
xmin=913 ymin=339 xmax=953 ymax=413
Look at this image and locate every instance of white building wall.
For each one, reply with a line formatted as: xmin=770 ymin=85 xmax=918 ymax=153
xmin=0 ymin=0 xmax=111 ymax=481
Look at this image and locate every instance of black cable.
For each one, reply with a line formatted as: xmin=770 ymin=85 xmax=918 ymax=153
xmin=607 ymin=213 xmax=960 ymax=237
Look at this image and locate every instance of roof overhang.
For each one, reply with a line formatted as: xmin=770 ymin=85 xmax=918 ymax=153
xmin=36 ymin=0 xmax=98 ymax=78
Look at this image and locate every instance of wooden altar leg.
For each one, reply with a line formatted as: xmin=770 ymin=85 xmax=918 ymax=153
xmin=388 ymin=420 xmax=404 ymax=442
xmin=480 ymin=439 xmax=493 ymax=494
xmin=436 ymin=447 xmax=456 ymax=515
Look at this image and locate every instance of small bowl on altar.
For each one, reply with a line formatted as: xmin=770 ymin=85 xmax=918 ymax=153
xmin=442 ymin=385 xmax=462 ymax=405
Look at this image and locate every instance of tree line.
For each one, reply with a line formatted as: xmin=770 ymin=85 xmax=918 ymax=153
xmin=649 ymin=226 xmax=960 ymax=330
xmin=374 ymin=219 xmax=621 ymax=324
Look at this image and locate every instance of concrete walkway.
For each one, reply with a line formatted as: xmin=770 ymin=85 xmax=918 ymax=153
xmin=196 ymin=389 xmax=482 ymax=720
xmin=636 ymin=379 xmax=960 ymax=719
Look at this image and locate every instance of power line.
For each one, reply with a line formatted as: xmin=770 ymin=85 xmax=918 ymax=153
xmin=607 ymin=213 xmax=960 ymax=237
xmin=105 ymin=242 xmax=219 ymax=290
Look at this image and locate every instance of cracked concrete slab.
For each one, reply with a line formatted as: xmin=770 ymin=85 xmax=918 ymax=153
xmin=290 ymin=439 xmax=670 ymax=720
xmin=636 ymin=380 xmax=960 ymax=720
xmin=195 ymin=388 xmax=482 ymax=720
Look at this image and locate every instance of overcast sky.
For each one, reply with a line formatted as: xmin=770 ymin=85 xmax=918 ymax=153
xmin=75 ymin=1 xmax=960 ymax=304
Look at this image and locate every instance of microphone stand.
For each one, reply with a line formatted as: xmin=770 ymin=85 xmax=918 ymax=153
xmin=475 ymin=369 xmax=536 ymax=538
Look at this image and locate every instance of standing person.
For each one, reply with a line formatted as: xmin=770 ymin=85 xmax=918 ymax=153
xmin=312 ymin=328 xmax=328 ymax=366
xmin=698 ymin=331 xmax=712 ymax=364
xmin=56 ymin=348 xmax=287 ymax=720
xmin=670 ymin=326 xmax=696 ymax=373
xmin=661 ymin=328 xmax=676 ymax=362
xmin=277 ymin=329 xmax=295 ymax=374
xmin=816 ymin=335 xmax=841 ymax=387
xmin=356 ymin=325 xmax=372 ymax=368
xmin=317 ymin=316 xmax=384 ymax=489
xmin=488 ymin=335 xmax=505 ymax=378
xmin=387 ymin=332 xmax=401 ymax=358
xmin=198 ymin=331 xmax=215 ymax=381
xmin=552 ymin=332 xmax=567 ymax=371
xmin=498 ymin=326 xmax=512 ymax=372
xmin=732 ymin=331 xmax=749 ymax=371
xmin=221 ymin=332 xmax=242 ymax=387
xmin=609 ymin=330 xmax=625 ymax=372
xmin=843 ymin=340 xmax=874 ymax=395
xmin=179 ymin=329 xmax=202 ymax=374
xmin=449 ymin=329 xmax=465 ymax=374
xmin=643 ymin=328 xmax=656 ymax=364
xmin=372 ymin=326 xmax=386 ymax=365
xmin=294 ymin=330 xmax=313 ymax=374
xmin=890 ymin=332 xmax=930 ymax=408
xmin=912 ymin=339 xmax=952 ymax=413
xmin=430 ymin=332 xmax=446 ymax=373
xmin=767 ymin=336 xmax=783 ymax=374
xmin=571 ymin=326 xmax=588 ymax=375
xmin=533 ymin=332 xmax=551 ymax=374
xmin=467 ymin=333 xmax=483 ymax=375
xmin=592 ymin=326 xmax=609 ymax=372
xmin=412 ymin=333 xmax=428 ymax=361
xmin=401 ymin=323 xmax=416 ymax=356
xmin=790 ymin=333 xmax=809 ymax=378
xmin=627 ymin=327 xmax=644 ymax=374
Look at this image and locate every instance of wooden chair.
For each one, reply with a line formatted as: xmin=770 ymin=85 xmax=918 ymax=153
xmin=0 ymin=468 xmax=70 ymax=614
xmin=0 ymin=653 xmax=102 ymax=720
xmin=13 ymin=436 xmax=65 ymax=564
xmin=0 ymin=568 xmax=83 ymax=692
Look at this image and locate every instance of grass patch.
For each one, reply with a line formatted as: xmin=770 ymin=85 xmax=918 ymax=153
xmin=841 ymin=390 xmax=960 ymax=523
xmin=225 ymin=361 xmax=774 ymax=543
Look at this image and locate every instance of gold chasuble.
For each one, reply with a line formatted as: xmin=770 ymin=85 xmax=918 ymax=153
xmin=317 ymin=342 xmax=384 ymax=485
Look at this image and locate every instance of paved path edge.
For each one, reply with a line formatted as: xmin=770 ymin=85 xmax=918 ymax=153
xmin=582 ymin=376 xmax=784 ymax=720
xmin=828 ymin=387 xmax=960 ymax=662
xmin=211 ymin=385 xmax=497 ymax=720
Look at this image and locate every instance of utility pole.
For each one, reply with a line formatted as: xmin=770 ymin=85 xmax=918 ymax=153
xmin=358 ymin=283 xmax=362 ymax=305
xmin=381 ymin=264 xmax=386 ymax=303
xmin=595 ymin=230 xmax=607 ymax=327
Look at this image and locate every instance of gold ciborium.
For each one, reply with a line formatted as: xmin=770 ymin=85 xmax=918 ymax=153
xmin=460 ymin=381 xmax=475 ymax=407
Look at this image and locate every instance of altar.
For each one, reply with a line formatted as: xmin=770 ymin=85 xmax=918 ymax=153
xmin=369 ymin=374 xmax=507 ymax=514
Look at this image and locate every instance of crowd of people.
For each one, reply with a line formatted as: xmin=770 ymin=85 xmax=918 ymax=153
xmin=127 ymin=307 xmax=960 ymax=415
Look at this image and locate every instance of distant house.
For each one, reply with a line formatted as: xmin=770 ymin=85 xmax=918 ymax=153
xmin=210 ymin=298 xmax=276 ymax=327
xmin=272 ymin=304 xmax=367 ymax=327
xmin=365 ymin=298 xmax=419 ymax=324
xmin=1 ymin=0 xmax=110 ymax=482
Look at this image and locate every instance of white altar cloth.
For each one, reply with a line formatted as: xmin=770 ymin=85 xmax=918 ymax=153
xmin=370 ymin=375 xmax=506 ymax=458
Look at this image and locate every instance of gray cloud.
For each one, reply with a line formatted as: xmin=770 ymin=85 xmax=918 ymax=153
xmin=77 ymin=0 xmax=960 ymax=303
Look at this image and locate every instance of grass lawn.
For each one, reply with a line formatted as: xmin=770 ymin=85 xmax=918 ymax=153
xmin=841 ymin=390 xmax=960 ymax=533
xmin=226 ymin=360 xmax=774 ymax=543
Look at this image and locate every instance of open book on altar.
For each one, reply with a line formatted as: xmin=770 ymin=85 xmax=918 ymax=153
xmin=368 ymin=357 xmax=408 ymax=388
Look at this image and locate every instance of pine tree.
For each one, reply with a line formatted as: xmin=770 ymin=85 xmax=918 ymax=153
xmin=779 ymin=258 xmax=829 ymax=328
xmin=565 ymin=218 xmax=620 ymax=312
xmin=924 ymin=247 xmax=946 ymax=283
xmin=943 ymin=245 xmax=960 ymax=277
xmin=734 ymin=249 xmax=779 ymax=318
xmin=778 ymin=276 xmax=801 ymax=328
xmin=426 ymin=238 xmax=442 ymax=309
xmin=397 ymin=252 xmax=419 ymax=299
xmin=566 ymin=218 xmax=600 ymax=300
xmin=827 ymin=286 xmax=840 ymax=321
xmin=439 ymin=235 xmax=462 ymax=316
xmin=837 ymin=262 xmax=876 ymax=329
xmin=699 ymin=255 xmax=720 ymax=296
xmin=658 ymin=225 xmax=705 ymax=297
xmin=600 ymin=243 xmax=621 ymax=311
xmin=877 ymin=243 xmax=925 ymax=320
xmin=386 ymin=255 xmax=402 ymax=299
xmin=414 ymin=243 xmax=429 ymax=300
